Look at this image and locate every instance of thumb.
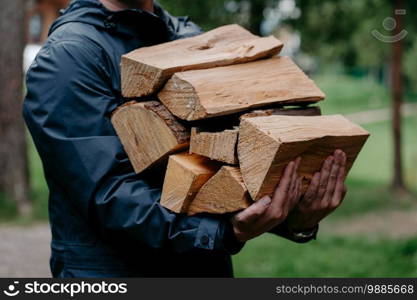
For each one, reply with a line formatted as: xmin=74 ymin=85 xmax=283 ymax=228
xmin=233 ymin=196 xmax=271 ymax=226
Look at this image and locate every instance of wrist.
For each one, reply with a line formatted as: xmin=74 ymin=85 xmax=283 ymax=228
xmin=285 ymin=222 xmax=319 ymax=241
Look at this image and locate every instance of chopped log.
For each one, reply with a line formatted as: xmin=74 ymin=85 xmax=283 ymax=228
xmin=111 ymin=101 xmax=190 ymax=174
xmin=241 ymin=106 xmax=322 ymax=119
xmin=160 ymin=153 xmax=220 ymax=213
xmin=189 ymin=106 xmax=321 ymax=164
xmin=189 ymin=127 xmax=239 ymax=164
xmin=188 ymin=166 xmax=252 ymax=215
xmin=238 ymin=115 xmax=370 ymax=201
xmin=158 ymin=56 xmax=325 ymax=121
xmin=121 ymin=24 xmax=283 ymax=98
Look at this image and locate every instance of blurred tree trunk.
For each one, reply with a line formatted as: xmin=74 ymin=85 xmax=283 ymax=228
xmin=248 ymin=0 xmax=265 ymax=35
xmin=0 ymin=0 xmax=31 ymax=215
xmin=391 ymin=0 xmax=407 ymax=193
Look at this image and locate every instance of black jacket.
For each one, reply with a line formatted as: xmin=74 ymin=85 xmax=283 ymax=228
xmin=23 ymin=0 xmax=313 ymax=278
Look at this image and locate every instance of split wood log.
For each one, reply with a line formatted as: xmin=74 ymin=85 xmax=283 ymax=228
xmin=238 ymin=115 xmax=370 ymax=201
xmin=160 ymin=153 xmax=220 ymax=213
xmin=111 ymin=101 xmax=190 ymax=174
xmin=121 ymin=24 xmax=283 ymax=98
xmin=189 ymin=127 xmax=239 ymax=164
xmin=158 ymin=56 xmax=325 ymax=121
xmin=188 ymin=166 xmax=252 ymax=215
xmin=189 ymin=106 xmax=321 ymax=164
xmin=240 ymin=106 xmax=322 ymax=119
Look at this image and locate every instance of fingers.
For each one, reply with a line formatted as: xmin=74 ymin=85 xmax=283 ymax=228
xmin=232 ymin=196 xmax=271 ymax=226
xmin=331 ymin=159 xmax=348 ymax=206
xmin=323 ymin=150 xmax=345 ymax=204
xmin=292 ymin=176 xmax=303 ymax=208
xmin=231 ymin=196 xmax=273 ymax=242
xmin=290 ymin=157 xmax=301 ymax=192
xmin=317 ymin=155 xmax=334 ymax=199
xmin=274 ymin=160 xmax=295 ymax=201
xmin=270 ymin=158 xmax=300 ymax=216
xmin=303 ymin=172 xmax=320 ymax=204
xmin=257 ymin=158 xmax=302 ymax=232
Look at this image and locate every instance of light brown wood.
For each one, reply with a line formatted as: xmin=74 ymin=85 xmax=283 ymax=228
xmin=189 ymin=106 xmax=321 ymax=164
xmin=160 ymin=153 xmax=220 ymax=213
xmin=158 ymin=56 xmax=325 ymax=121
xmin=121 ymin=24 xmax=283 ymax=98
xmin=189 ymin=127 xmax=239 ymax=164
xmin=188 ymin=166 xmax=252 ymax=215
xmin=238 ymin=115 xmax=370 ymax=201
xmin=240 ymin=106 xmax=322 ymax=119
xmin=111 ymin=101 xmax=190 ymax=174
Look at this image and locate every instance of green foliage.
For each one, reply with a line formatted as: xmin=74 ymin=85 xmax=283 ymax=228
xmin=288 ymin=0 xmax=392 ymax=68
xmin=158 ymin=0 xmax=272 ymax=34
xmin=29 ymin=139 xmax=49 ymax=220
xmin=0 ymin=192 xmax=18 ymax=220
xmin=159 ymin=0 xmax=416 ymax=88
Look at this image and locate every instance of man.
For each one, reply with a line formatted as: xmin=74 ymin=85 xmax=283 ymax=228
xmin=23 ymin=0 xmax=347 ymax=278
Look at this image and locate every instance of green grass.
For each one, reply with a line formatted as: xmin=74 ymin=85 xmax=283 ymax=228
xmin=28 ymin=137 xmax=49 ymax=220
xmin=313 ymin=74 xmax=417 ymax=115
xmin=314 ymin=74 xmax=390 ymax=114
xmin=0 ymin=136 xmax=48 ymax=222
xmin=233 ymin=235 xmax=417 ymax=277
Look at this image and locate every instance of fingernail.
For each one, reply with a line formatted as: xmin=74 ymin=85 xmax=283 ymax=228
xmin=259 ymin=196 xmax=271 ymax=206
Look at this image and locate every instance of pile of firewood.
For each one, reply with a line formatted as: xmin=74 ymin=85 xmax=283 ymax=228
xmin=111 ymin=24 xmax=370 ymax=215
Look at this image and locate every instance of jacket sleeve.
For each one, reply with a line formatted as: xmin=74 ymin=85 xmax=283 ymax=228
xmin=23 ymin=39 xmax=242 ymax=254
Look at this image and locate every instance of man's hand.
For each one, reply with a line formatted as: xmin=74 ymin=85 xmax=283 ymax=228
xmin=285 ymin=149 xmax=348 ymax=231
xmin=231 ymin=157 xmax=303 ymax=243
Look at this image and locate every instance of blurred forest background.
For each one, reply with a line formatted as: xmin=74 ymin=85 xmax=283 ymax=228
xmin=0 ymin=0 xmax=416 ymax=277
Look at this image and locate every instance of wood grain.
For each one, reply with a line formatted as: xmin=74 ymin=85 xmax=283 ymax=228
xmin=111 ymin=101 xmax=190 ymax=174
xmin=188 ymin=166 xmax=252 ymax=215
xmin=240 ymin=106 xmax=322 ymax=119
xmin=160 ymin=153 xmax=220 ymax=213
xmin=238 ymin=115 xmax=370 ymax=200
xmin=121 ymin=24 xmax=283 ymax=98
xmin=189 ymin=127 xmax=239 ymax=164
xmin=158 ymin=56 xmax=325 ymax=121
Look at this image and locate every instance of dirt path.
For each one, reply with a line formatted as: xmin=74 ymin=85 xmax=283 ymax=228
xmin=0 ymin=223 xmax=51 ymax=278
xmin=344 ymin=102 xmax=417 ymax=124
xmin=1 ymin=208 xmax=417 ymax=278
xmin=321 ymin=208 xmax=417 ymax=239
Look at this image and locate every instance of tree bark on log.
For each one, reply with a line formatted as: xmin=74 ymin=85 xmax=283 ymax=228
xmin=111 ymin=101 xmax=190 ymax=174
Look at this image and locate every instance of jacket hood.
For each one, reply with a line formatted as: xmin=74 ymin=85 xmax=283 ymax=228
xmin=50 ymin=0 xmax=110 ymax=34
